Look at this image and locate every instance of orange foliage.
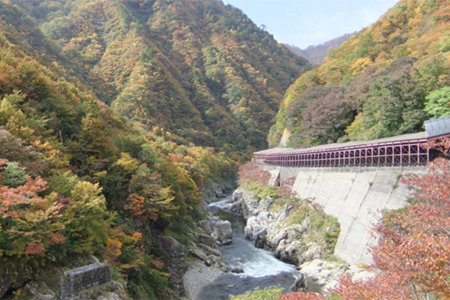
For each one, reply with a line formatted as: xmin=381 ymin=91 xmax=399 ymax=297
xmin=330 ymin=273 xmax=409 ymax=300
xmin=48 ymin=233 xmax=66 ymax=245
xmin=125 ymin=193 xmax=159 ymax=221
xmin=24 ymin=242 xmax=45 ymax=257
xmin=103 ymin=238 xmax=123 ymax=262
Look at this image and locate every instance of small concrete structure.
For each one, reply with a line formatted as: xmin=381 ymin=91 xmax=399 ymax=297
xmin=60 ymin=263 xmax=110 ymax=299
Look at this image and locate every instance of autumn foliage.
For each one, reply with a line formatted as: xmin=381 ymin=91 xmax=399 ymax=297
xmin=369 ymin=157 xmax=450 ymax=298
xmin=0 ymin=159 xmax=112 ymax=259
xmin=238 ymin=162 xmax=271 ymax=186
xmin=271 ymin=0 xmax=450 ymax=147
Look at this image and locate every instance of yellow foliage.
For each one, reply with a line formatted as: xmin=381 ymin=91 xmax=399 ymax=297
xmin=350 ymin=58 xmax=373 ymax=76
xmin=103 ymin=238 xmax=122 ymax=262
xmin=93 ymin=170 xmax=108 ymax=180
xmin=116 ymin=152 xmax=139 ymax=174
xmin=151 ymin=259 xmax=165 ymax=269
xmin=345 ymin=113 xmax=368 ymax=141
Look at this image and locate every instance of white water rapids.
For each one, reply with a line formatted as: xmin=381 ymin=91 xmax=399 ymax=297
xmin=198 ymin=195 xmax=298 ymax=299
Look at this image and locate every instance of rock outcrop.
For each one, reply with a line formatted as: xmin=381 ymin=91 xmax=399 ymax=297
xmin=202 ymin=182 xmax=235 ymax=204
xmin=299 ymin=259 xmax=376 ymax=292
xmin=232 ymin=186 xmax=377 ymax=294
xmin=231 ymin=188 xmax=324 ymax=265
xmin=154 ymin=236 xmax=188 ymax=295
xmin=289 ymin=272 xmax=308 ymax=293
xmin=198 ymin=217 xmax=232 ymax=246
xmin=0 ymin=261 xmax=34 ymax=298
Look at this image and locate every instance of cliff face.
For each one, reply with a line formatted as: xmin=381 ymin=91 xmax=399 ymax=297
xmin=230 ymin=187 xmax=339 ymax=266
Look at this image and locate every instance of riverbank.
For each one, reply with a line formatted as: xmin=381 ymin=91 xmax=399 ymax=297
xmin=183 ymin=194 xmax=301 ymax=300
xmin=183 ymin=262 xmax=224 ymax=300
xmin=229 ymin=186 xmax=375 ymax=293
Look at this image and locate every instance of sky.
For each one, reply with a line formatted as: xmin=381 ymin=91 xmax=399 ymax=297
xmin=221 ymin=0 xmax=399 ymax=49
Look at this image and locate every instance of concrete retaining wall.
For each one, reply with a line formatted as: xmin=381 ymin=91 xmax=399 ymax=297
xmin=278 ymin=166 xmax=426 ymax=265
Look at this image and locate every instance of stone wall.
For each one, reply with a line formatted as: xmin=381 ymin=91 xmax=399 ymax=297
xmin=277 ymin=166 xmax=427 ymax=265
xmin=60 ymin=263 xmax=110 ymax=299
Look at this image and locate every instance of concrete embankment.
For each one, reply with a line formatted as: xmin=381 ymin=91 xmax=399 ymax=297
xmin=278 ymin=166 xmax=427 ymax=265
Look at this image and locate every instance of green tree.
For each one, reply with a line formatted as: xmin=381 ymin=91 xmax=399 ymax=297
xmin=63 ymin=181 xmax=113 ymax=255
xmin=424 ymin=86 xmax=450 ymax=119
xmin=2 ymin=162 xmax=27 ymax=188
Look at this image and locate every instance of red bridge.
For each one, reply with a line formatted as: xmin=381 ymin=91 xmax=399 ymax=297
xmin=254 ymin=118 xmax=450 ymax=168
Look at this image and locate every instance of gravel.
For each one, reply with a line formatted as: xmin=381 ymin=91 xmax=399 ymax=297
xmin=183 ymin=261 xmax=224 ymax=300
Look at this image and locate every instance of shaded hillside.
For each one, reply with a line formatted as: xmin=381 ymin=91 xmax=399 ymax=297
xmin=285 ymin=33 xmax=354 ymax=64
xmin=270 ymin=0 xmax=450 ymax=147
xmin=0 ymin=1 xmax=238 ymax=298
xmin=12 ymin=0 xmax=311 ymax=151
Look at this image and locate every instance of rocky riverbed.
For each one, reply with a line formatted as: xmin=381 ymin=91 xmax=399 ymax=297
xmin=228 ymin=187 xmax=375 ymax=293
xmin=182 ymin=186 xmax=375 ymax=299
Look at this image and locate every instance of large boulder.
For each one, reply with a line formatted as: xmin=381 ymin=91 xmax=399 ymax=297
xmin=289 ymin=272 xmax=308 ymax=293
xmin=154 ymin=236 xmax=187 ymax=295
xmin=244 ymin=211 xmax=275 ymax=249
xmin=275 ymin=240 xmax=302 ymax=265
xmin=0 ymin=261 xmax=34 ymax=298
xmin=189 ymin=248 xmax=209 ymax=263
xmin=198 ymin=217 xmax=232 ymax=245
xmin=202 ymin=182 xmax=235 ymax=204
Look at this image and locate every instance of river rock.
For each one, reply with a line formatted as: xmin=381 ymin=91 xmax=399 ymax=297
xmin=269 ymin=229 xmax=287 ymax=248
xmin=203 ymin=182 xmax=235 ymax=204
xmin=200 ymin=245 xmax=221 ymax=257
xmin=231 ymin=266 xmax=244 ymax=274
xmin=198 ymin=217 xmax=232 ymax=245
xmin=257 ymin=197 xmax=273 ymax=212
xmin=234 ymin=187 xmax=333 ymax=268
xmin=232 ymin=189 xmax=260 ymax=219
xmin=297 ymin=259 xmax=378 ymax=292
xmin=97 ymin=292 xmax=121 ymax=300
xmin=275 ymin=240 xmax=302 ymax=265
xmin=203 ymin=183 xmax=225 ymax=204
xmin=197 ymin=233 xmax=216 ymax=248
xmin=289 ymin=272 xmax=308 ymax=292
xmin=189 ymin=248 xmax=209 ymax=263
xmin=244 ymin=212 xmax=273 ymax=248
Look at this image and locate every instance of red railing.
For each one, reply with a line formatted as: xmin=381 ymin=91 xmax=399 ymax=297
xmin=254 ymin=134 xmax=449 ymax=168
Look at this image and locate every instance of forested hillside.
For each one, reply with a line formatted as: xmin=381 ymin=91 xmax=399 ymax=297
xmin=11 ymin=0 xmax=310 ymax=151
xmin=270 ymin=0 xmax=450 ymax=147
xmin=0 ymin=0 xmax=306 ymax=298
xmin=285 ymin=33 xmax=354 ymax=64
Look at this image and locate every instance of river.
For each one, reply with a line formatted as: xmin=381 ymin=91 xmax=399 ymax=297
xmin=196 ymin=195 xmax=299 ymax=299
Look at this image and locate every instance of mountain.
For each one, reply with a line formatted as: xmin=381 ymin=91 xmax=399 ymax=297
xmin=11 ymin=0 xmax=311 ymax=151
xmin=285 ymin=32 xmax=354 ymax=64
xmin=0 ymin=0 xmax=309 ymax=298
xmin=270 ymin=0 xmax=450 ymax=148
